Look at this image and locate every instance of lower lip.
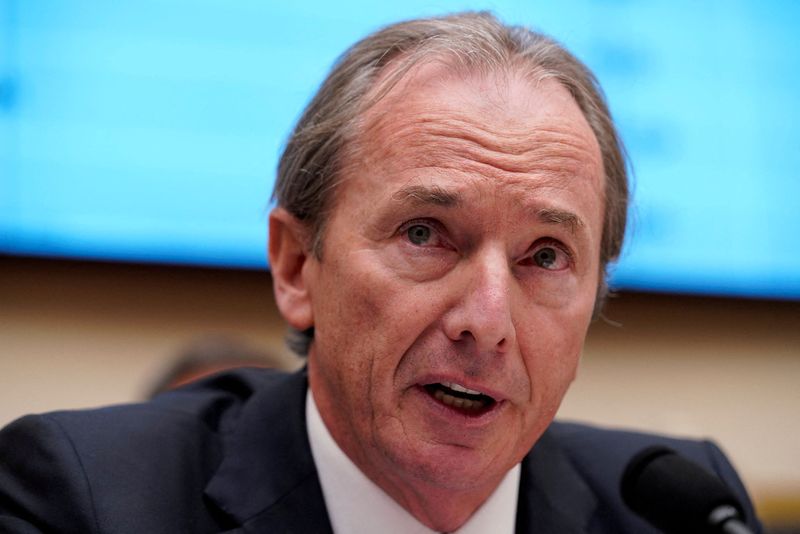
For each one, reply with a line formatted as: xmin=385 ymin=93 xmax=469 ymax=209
xmin=412 ymin=385 xmax=506 ymax=428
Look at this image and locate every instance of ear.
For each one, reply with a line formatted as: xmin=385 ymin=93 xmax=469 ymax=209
xmin=268 ymin=207 xmax=315 ymax=331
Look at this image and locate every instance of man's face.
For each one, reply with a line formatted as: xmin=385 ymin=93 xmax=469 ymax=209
xmin=303 ymin=64 xmax=604 ymax=495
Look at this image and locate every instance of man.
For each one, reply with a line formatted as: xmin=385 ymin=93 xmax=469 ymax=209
xmin=0 ymin=12 xmax=761 ymax=533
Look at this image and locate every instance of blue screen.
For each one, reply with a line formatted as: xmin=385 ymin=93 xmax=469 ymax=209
xmin=1 ymin=1 xmax=798 ymax=299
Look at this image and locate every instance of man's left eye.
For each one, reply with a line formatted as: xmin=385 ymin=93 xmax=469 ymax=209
xmin=407 ymin=224 xmax=432 ymax=245
xmin=528 ymin=243 xmax=570 ymax=270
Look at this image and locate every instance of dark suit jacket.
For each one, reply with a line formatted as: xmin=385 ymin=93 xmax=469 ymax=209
xmin=0 ymin=368 xmax=762 ymax=533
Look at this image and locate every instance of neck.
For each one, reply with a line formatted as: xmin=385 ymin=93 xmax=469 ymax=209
xmin=375 ymin=473 xmax=502 ymax=532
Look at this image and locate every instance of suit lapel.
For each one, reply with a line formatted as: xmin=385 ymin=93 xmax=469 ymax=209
xmin=205 ymin=369 xmax=333 ymax=533
xmin=516 ymin=426 xmax=598 ymax=534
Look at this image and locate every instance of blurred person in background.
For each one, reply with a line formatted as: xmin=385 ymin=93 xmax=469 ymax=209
xmin=144 ymin=334 xmax=296 ymax=398
xmin=0 ymin=12 xmax=762 ymax=533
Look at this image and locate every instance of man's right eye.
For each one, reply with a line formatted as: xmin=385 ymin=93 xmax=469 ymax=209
xmin=406 ymin=224 xmax=432 ymax=245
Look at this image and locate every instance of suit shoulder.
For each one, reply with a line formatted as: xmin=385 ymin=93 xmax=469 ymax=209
xmin=546 ymin=420 xmax=762 ymax=532
xmin=549 ymin=420 xmax=717 ymax=462
xmin=0 ymin=367 xmax=297 ymax=533
xmin=548 ymin=420 xmax=745 ymax=487
xmin=15 ymin=367 xmax=283 ymax=439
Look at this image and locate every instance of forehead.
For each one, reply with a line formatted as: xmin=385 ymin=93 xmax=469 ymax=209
xmin=337 ymin=61 xmax=604 ymax=225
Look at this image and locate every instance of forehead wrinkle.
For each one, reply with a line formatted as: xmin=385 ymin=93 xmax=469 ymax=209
xmin=360 ymin=106 xmax=600 ymax=181
xmin=424 ymin=121 xmax=599 ymax=177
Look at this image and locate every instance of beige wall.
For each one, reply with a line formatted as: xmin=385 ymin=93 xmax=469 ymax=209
xmin=1 ymin=257 xmax=798 ymax=525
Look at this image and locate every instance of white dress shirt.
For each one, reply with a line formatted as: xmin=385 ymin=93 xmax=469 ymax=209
xmin=306 ymin=390 xmax=520 ymax=534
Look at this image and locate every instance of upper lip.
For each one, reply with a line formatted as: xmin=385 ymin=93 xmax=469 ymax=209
xmin=416 ymin=374 xmax=507 ymax=402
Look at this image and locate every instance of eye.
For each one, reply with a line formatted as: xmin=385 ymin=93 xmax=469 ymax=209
xmin=400 ymin=219 xmax=449 ymax=249
xmin=525 ymin=241 xmax=571 ymax=270
xmin=533 ymin=247 xmax=558 ymax=268
xmin=407 ymin=224 xmax=432 ymax=245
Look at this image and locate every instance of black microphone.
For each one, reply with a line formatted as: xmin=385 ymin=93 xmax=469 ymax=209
xmin=621 ymin=446 xmax=754 ymax=534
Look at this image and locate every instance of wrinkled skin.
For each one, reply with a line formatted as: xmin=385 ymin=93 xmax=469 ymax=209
xmin=270 ymin=62 xmax=605 ymax=531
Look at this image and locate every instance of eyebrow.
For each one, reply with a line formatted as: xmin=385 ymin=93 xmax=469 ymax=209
xmin=535 ymin=207 xmax=585 ymax=237
xmin=391 ymin=184 xmax=462 ymax=207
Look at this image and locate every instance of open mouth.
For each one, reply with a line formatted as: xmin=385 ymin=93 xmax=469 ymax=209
xmin=423 ymin=381 xmax=497 ymax=415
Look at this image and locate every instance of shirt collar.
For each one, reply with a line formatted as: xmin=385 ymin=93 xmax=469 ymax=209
xmin=306 ymin=388 xmax=520 ymax=534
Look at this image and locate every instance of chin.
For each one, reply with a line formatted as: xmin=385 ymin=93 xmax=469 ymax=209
xmin=381 ymin=434 xmax=516 ymax=492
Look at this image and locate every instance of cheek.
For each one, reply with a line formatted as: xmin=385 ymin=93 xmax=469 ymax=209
xmin=524 ymin=276 xmax=579 ymax=310
xmin=525 ymin=341 xmax=580 ymax=400
xmin=382 ymin=241 xmax=458 ymax=283
xmin=343 ymin=247 xmax=448 ymax=330
xmin=518 ymin=303 xmax=591 ymax=404
xmin=311 ymin=250 xmax=436 ymax=382
xmin=308 ymin=261 xmax=381 ymax=407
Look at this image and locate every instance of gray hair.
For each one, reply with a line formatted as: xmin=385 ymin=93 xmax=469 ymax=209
xmin=273 ymin=11 xmax=629 ymax=355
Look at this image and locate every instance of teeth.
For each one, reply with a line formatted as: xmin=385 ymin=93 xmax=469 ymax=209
xmin=441 ymin=381 xmax=483 ymax=396
xmin=433 ymin=388 xmax=486 ymax=411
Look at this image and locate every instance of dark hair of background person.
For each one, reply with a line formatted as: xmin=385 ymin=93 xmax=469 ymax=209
xmin=145 ymin=335 xmax=286 ymax=398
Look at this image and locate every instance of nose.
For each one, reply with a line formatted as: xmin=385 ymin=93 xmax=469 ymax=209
xmin=442 ymin=248 xmax=516 ymax=355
